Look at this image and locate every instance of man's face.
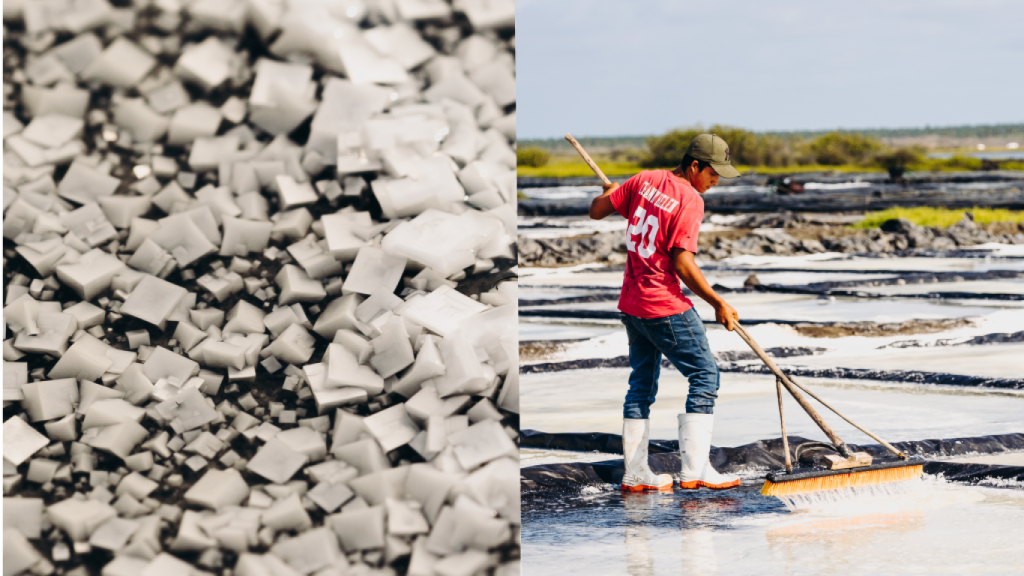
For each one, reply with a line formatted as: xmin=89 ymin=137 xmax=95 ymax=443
xmin=690 ymin=164 xmax=720 ymax=194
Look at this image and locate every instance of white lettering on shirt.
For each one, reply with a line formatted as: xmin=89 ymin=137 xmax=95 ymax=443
xmin=637 ymin=181 xmax=679 ymax=214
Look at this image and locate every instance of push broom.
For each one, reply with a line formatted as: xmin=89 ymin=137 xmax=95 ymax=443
xmin=733 ymin=324 xmax=923 ymax=498
xmin=564 ymin=133 xmax=924 ymax=498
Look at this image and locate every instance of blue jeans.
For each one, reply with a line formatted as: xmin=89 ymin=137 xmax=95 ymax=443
xmin=621 ymin=308 xmax=720 ymax=419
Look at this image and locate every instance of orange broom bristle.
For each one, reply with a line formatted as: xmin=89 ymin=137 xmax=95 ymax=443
xmin=761 ymin=465 xmax=924 ymax=497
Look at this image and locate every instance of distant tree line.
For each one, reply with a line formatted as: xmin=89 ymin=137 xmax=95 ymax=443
xmin=519 ymin=123 xmax=1024 ymax=153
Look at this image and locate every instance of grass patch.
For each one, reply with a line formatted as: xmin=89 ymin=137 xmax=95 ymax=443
xmin=517 ymin=158 xmax=644 ymax=178
xmin=852 ymin=207 xmax=1024 ymax=229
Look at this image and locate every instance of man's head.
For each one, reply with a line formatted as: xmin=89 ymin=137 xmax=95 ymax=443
xmin=678 ymin=134 xmax=740 ymax=193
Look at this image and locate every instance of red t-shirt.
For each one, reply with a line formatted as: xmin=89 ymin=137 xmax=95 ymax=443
xmin=609 ymin=170 xmax=704 ymax=318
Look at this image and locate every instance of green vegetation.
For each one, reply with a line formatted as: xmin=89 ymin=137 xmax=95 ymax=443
xmin=517 ymin=124 xmax=1024 ymax=178
xmin=853 ymin=207 xmax=1024 ymax=229
xmin=516 ymin=147 xmax=551 ymax=167
xmin=519 ymin=123 xmax=1024 ymax=152
xmin=516 ymin=157 xmax=643 ymax=178
xmin=641 ymin=126 xmax=792 ymax=168
xmin=805 ymin=132 xmax=883 ymax=166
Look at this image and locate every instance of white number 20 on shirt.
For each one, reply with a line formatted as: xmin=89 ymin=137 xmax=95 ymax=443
xmin=627 ymin=206 xmax=659 ymax=259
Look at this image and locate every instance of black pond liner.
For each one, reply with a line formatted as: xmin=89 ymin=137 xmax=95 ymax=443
xmin=520 ymin=430 xmax=1024 ymax=497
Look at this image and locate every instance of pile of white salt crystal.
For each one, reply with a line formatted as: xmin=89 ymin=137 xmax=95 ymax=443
xmin=3 ymin=0 xmax=519 ymax=574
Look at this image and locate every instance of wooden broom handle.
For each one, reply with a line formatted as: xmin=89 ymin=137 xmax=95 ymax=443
xmin=776 ymin=378 xmax=792 ymax=473
xmin=734 ymin=323 xmax=906 ymax=459
xmin=565 ymin=133 xmax=613 ymax=186
xmin=732 ymin=324 xmax=853 ymax=457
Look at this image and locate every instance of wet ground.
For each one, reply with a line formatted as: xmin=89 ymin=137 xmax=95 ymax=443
xmin=522 ymin=480 xmax=1024 ymax=575
xmin=519 ymin=246 xmax=1024 ymax=574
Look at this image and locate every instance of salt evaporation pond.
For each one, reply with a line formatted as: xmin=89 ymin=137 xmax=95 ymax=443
xmin=522 ymin=481 xmax=1024 ymax=575
xmin=520 ymin=253 xmax=1024 ymax=574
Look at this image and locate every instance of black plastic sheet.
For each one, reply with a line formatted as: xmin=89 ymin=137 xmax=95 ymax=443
xmin=521 ymin=430 xmax=1024 ymax=496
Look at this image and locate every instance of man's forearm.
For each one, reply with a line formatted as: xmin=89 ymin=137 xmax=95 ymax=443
xmin=675 ymin=257 xmax=724 ymax=307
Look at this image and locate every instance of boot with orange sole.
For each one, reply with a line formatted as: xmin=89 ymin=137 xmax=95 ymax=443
xmin=677 ymin=413 xmax=741 ymax=490
xmin=621 ymin=419 xmax=674 ymax=491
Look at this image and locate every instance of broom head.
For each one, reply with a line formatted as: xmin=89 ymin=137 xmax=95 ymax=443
xmin=761 ymin=460 xmax=924 ymax=497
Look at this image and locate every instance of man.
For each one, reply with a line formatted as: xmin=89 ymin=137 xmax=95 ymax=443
xmin=589 ymin=134 xmax=742 ymax=491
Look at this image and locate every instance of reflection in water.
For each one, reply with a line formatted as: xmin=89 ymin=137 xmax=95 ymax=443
xmin=766 ymin=510 xmax=925 ymax=570
xmin=680 ymin=529 xmax=717 ymax=576
xmin=623 ymin=492 xmax=660 ymax=576
xmin=620 ymin=492 xmax=745 ymax=575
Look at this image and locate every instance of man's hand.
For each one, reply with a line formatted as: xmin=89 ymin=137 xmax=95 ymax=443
xmin=672 ymin=248 xmax=740 ymax=330
xmin=589 ymin=182 xmax=619 ymax=220
xmin=713 ymin=300 xmax=739 ymax=331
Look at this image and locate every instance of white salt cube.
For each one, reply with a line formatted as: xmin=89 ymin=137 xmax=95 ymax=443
xmin=55 ymin=248 xmax=126 ymax=301
xmin=21 ymin=113 xmax=84 ymax=148
xmin=174 ymin=37 xmax=236 ymax=92
xmin=274 ymin=175 xmax=318 ymax=209
xmin=184 ymin=468 xmax=249 ymax=511
xmin=336 ymin=32 xmax=409 ymax=85
xmin=343 ymin=246 xmax=406 ymax=296
xmin=247 ymin=437 xmax=308 ymax=485
xmin=365 ymin=24 xmax=436 ymax=70
xmin=275 ymin=264 xmax=326 ymax=305
xmin=97 ymin=196 xmax=153 ymax=230
xmin=58 ymin=160 xmax=120 ymax=205
xmin=328 ymin=505 xmax=384 ymax=551
xmin=369 ymin=315 xmax=414 ymax=378
xmin=81 ymin=38 xmax=156 ymax=88
xmin=321 ymin=211 xmax=371 ymax=260
xmin=370 ymin=157 xmax=465 ymax=219
xmin=395 ymin=286 xmax=487 ymax=338
xmin=325 ymin=343 xmax=384 ymax=395
xmin=275 ymin=426 xmax=327 ymax=461
xmin=3 ymin=416 xmax=49 ymax=466
xmin=248 ymin=58 xmax=317 ymax=135
xmin=3 ymin=497 xmax=44 ymax=539
xmin=306 ymin=78 xmax=391 ymax=164
xmin=148 ymin=215 xmax=218 ymax=267
xmin=220 ymin=217 xmax=273 ymax=257
xmin=270 ymin=527 xmax=341 ymax=574
xmin=4 ymin=529 xmax=43 ymax=575
xmin=260 ymin=323 xmax=315 ymax=365
xmin=363 ymin=404 xmax=418 ymax=453
xmin=112 ymin=98 xmax=169 ymax=142
xmin=121 ymin=275 xmax=187 ymax=327
xmin=188 ymin=135 xmax=239 ymax=172
xmin=166 ymin=103 xmax=223 ymax=146
xmin=46 ymin=497 xmax=116 ymax=541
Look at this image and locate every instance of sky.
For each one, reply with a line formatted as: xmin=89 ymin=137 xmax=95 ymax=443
xmin=516 ymin=0 xmax=1024 ymax=139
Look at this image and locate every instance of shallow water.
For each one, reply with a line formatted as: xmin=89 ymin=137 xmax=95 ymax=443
xmin=521 ymin=251 xmax=1024 ymax=575
xmin=522 ymin=480 xmax=1024 ymax=575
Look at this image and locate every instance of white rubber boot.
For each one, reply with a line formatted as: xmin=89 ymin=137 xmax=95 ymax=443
xmin=621 ymin=419 xmax=673 ymax=491
xmin=678 ymin=413 xmax=741 ymax=490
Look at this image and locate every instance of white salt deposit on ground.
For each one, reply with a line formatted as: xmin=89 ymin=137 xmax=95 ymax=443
xmin=3 ymin=2 xmax=519 ymax=574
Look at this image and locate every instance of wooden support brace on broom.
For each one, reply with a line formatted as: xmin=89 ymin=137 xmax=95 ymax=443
xmin=734 ymin=324 xmax=924 ymax=497
xmin=733 ymin=323 xmax=906 ymax=468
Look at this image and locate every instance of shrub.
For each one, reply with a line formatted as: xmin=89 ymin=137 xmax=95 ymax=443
xmin=873 ymin=146 xmax=926 ymax=171
xmin=640 ymin=125 xmax=793 ymax=168
xmin=516 ymin=147 xmax=550 ymax=167
xmin=804 ymin=132 xmax=884 ymax=166
xmin=935 ymin=154 xmax=983 ymax=171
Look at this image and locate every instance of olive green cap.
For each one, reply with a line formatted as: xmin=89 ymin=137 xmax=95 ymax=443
xmin=685 ymin=134 xmax=741 ymax=178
